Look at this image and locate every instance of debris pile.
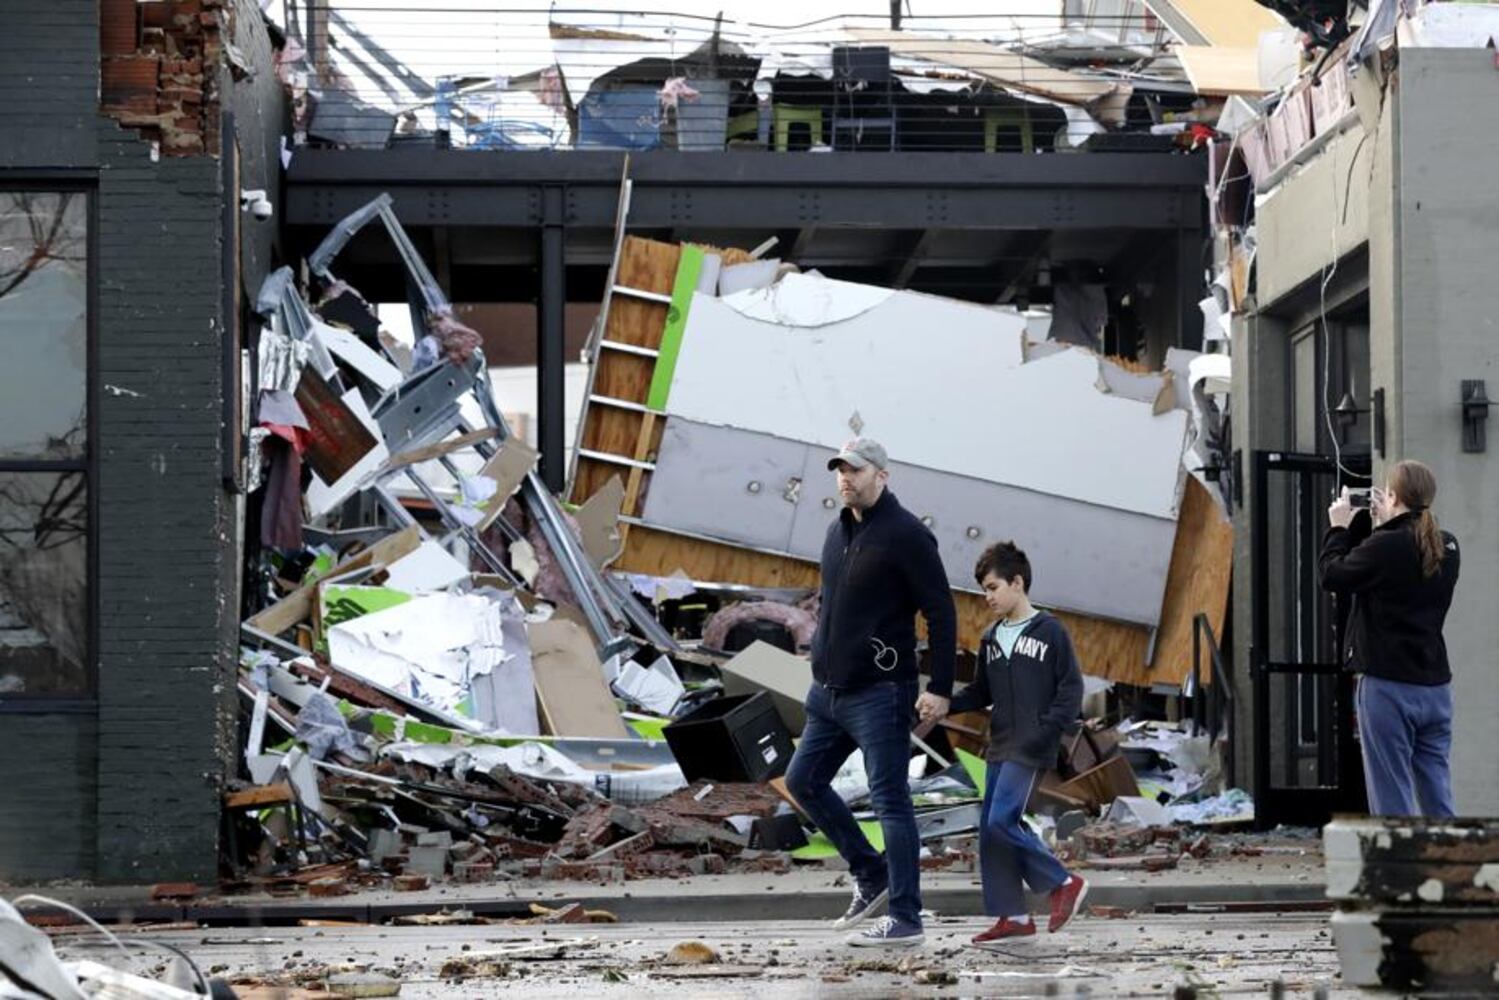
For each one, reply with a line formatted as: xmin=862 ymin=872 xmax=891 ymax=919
xmin=227 ymin=185 xmax=1251 ymax=895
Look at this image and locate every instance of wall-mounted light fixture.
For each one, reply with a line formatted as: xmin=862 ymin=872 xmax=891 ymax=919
xmin=1332 ymin=387 xmax=1387 ymax=457
xmin=1333 ymin=390 xmax=1363 ymax=439
xmin=1462 ymin=380 xmax=1490 ymax=453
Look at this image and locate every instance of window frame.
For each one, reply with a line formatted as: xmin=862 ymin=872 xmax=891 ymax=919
xmin=0 ymin=175 xmax=98 ymax=712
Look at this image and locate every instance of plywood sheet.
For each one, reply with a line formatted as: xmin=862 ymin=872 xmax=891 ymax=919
xmin=668 ymin=287 xmax=1188 ymax=519
xmin=1139 ymin=476 xmax=1233 ymax=687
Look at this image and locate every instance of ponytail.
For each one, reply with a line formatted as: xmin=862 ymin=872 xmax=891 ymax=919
xmin=1414 ymin=509 xmax=1444 ymax=578
xmin=1389 ymin=459 xmax=1445 ymax=577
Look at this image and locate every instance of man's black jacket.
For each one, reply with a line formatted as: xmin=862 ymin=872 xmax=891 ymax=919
xmin=810 ymin=489 xmax=957 ymax=697
xmin=1319 ymin=510 xmax=1460 ymax=686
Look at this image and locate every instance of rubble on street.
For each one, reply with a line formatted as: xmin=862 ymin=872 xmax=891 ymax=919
xmin=183 ymin=189 xmax=1258 ymax=907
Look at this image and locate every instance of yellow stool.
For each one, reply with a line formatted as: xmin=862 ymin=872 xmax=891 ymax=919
xmin=984 ymin=108 xmax=1035 ymax=154
xmin=774 ymin=105 xmax=824 ymax=151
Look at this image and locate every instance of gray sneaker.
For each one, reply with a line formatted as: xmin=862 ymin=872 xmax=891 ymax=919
xmin=830 ymin=884 xmax=889 ymax=931
xmin=846 ymin=915 xmax=925 ymax=948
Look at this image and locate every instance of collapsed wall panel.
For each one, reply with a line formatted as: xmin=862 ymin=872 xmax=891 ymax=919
xmin=667 ymin=283 xmax=1189 ymax=520
xmin=570 ymin=237 xmax=1229 ymax=686
xmin=641 ymin=417 xmax=1178 ymax=627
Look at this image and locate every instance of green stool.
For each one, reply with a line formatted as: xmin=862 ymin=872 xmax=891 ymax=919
xmin=774 ymin=105 xmax=824 ymax=151
xmin=727 ymin=108 xmax=761 ymax=144
xmin=984 ymin=108 xmax=1035 ymax=154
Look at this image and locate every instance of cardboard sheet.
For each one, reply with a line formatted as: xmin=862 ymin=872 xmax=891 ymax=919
xmin=718 ymin=641 xmax=810 ymax=736
xmin=574 ymin=475 xmax=625 ymax=570
xmin=305 ymin=384 xmax=389 ymax=518
xmin=469 ymin=438 xmax=539 ymax=531
xmin=528 ymin=619 xmax=630 ymax=739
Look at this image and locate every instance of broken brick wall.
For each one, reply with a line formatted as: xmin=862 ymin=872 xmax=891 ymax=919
xmin=0 ymin=0 xmax=285 ymax=883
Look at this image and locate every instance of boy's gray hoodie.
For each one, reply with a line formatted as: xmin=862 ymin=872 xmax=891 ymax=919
xmin=947 ymin=611 xmax=1084 ymax=768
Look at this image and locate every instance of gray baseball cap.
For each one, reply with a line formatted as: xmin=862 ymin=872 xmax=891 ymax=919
xmin=827 ymin=437 xmax=889 ymax=471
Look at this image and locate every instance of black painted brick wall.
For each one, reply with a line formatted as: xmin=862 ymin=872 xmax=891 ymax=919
xmin=0 ymin=0 xmax=241 ymax=883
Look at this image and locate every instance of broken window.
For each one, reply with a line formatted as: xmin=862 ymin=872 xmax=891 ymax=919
xmin=0 ymin=191 xmax=90 ymax=697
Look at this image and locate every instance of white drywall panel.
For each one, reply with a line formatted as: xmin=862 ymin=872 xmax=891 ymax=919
xmin=668 ymin=286 xmax=1188 ymax=518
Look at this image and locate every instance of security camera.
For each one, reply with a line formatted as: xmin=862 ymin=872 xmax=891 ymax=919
xmin=240 ymin=189 xmax=273 ymax=221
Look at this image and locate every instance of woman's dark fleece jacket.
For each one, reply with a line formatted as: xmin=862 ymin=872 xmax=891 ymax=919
xmin=1319 ymin=509 xmax=1460 ymax=685
xmin=948 ymin=611 xmax=1084 ymax=767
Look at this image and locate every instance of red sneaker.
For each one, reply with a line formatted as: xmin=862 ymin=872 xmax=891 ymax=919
xmin=1048 ymin=875 xmax=1089 ymax=933
xmin=970 ymin=917 xmax=1036 ymax=946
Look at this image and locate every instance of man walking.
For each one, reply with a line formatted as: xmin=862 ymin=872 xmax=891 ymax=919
xmin=784 ymin=438 xmax=957 ymax=948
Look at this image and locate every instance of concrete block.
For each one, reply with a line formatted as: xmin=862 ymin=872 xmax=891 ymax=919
xmin=405 ymin=844 xmax=448 ymax=879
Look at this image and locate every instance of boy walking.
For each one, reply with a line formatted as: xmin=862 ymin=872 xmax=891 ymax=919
xmin=923 ymin=541 xmax=1087 ymax=944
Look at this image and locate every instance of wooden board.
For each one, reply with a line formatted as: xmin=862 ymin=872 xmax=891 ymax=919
xmin=528 ymin=619 xmax=629 ymax=739
xmin=383 ymin=428 xmax=498 ymax=471
xmin=226 ymin=782 xmax=295 ymax=809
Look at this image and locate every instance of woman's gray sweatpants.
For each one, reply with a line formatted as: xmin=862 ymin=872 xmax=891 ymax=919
xmin=1356 ymin=674 xmax=1455 ymax=818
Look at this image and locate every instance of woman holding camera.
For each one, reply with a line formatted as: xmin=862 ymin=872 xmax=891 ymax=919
xmin=1320 ymin=460 xmax=1461 ymax=817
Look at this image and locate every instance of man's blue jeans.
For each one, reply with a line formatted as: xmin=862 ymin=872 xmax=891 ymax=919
xmin=785 ymin=680 xmax=922 ymax=927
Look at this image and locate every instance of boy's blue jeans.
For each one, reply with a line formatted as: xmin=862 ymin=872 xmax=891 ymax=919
xmin=785 ymin=680 xmax=922 ymax=927
xmin=980 ymin=760 xmax=1071 ymax=916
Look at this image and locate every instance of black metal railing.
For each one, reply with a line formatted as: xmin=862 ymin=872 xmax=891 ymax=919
xmin=1188 ymin=610 xmax=1234 ymax=789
